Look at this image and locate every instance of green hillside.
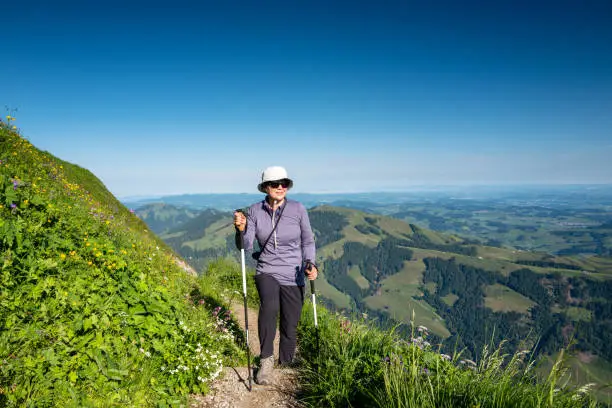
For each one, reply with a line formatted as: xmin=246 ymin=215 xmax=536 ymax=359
xmin=0 ymin=126 xmax=245 ymax=405
xmin=133 ymin=203 xmax=200 ymax=234
xmin=158 ymin=208 xmax=235 ymax=271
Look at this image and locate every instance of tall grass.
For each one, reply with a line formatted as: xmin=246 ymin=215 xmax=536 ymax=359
xmin=297 ymin=303 xmax=601 ymax=408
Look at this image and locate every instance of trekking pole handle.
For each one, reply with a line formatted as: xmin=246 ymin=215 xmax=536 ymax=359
xmin=305 ymin=260 xmax=316 ymax=292
xmin=234 ymin=209 xmax=246 ymax=250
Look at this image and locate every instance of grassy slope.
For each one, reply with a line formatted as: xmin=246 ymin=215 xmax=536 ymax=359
xmin=483 ymin=283 xmax=535 ymax=314
xmin=0 ymin=127 xmax=243 ymax=406
xmin=364 ymin=258 xmax=451 ymax=338
xmin=183 ymin=218 xmax=234 ymax=251
xmin=348 ymin=265 xmax=371 ymax=290
xmin=134 ymin=203 xmax=200 ymax=234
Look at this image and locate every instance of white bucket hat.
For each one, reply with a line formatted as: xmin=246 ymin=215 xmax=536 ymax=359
xmin=257 ymin=166 xmax=294 ymax=193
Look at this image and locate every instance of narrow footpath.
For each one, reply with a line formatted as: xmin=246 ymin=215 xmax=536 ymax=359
xmin=189 ymin=303 xmax=303 ymax=408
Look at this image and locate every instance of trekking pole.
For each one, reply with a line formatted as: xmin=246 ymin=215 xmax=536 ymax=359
xmin=236 ymin=210 xmax=252 ymax=391
xmin=309 ymin=281 xmax=318 ymax=330
xmin=306 ymin=262 xmax=320 ymax=362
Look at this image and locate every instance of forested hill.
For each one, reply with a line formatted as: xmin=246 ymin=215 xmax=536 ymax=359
xmin=136 ymin=201 xmax=612 ymax=400
xmin=0 ymin=126 xmax=245 ymax=405
xmin=312 ymin=206 xmax=612 ymax=400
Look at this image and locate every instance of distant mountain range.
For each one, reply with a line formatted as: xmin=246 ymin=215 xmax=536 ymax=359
xmin=122 ymin=184 xmax=612 ymax=212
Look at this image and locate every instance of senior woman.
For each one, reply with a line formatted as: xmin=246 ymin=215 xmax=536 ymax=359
xmin=233 ymin=166 xmax=318 ymax=385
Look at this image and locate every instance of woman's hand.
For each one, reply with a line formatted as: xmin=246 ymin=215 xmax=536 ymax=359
xmin=234 ymin=211 xmax=246 ymax=232
xmin=306 ymin=264 xmax=318 ymax=280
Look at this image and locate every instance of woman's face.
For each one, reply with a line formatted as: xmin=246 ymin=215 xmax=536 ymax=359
xmin=265 ymin=179 xmax=289 ymax=203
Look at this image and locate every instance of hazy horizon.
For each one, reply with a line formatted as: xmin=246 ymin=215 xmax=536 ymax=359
xmin=119 ymin=183 xmax=612 ymax=202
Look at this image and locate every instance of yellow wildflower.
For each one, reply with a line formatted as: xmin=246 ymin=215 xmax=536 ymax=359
xmin=60 ymin=254 xmax=66 ymax=260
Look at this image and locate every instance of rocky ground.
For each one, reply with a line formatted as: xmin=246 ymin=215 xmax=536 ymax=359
xmin=189 ymin=303 xmax=304 ymax=408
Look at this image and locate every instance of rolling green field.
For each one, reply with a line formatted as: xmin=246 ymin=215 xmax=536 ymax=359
xmin=315 ymin=275 xmax=353 ymax=310
xmin=364 ymin=259 xmax=451 ymax=338
xmin=483 ymin=283 xmax=535 ymax=313
xmin=181 ymin=218 xmax=234 ymax=251
xmin=441 ymin=293 xmax=459 ymax=306
xmin=364 ymin=292 xmax=450 ymax=338
xmin=348 ymin=265 xmax=371 ymax=290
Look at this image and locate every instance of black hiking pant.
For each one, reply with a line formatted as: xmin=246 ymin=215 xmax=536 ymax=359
xmin=255 ymin=273 xmax=305 ymax=364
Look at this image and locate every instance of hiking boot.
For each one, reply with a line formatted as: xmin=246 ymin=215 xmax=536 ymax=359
xmin=255 ymin=356 xmax=274 ymax=385
xmin=278 ymin=358 xmax=300 ymax=369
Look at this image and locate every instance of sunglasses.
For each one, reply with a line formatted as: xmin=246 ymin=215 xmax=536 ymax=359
xmin=265 ymin=179 xmax=290 ymax=189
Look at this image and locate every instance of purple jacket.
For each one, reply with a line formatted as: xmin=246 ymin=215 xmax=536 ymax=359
xmin=241 ymin=198 xmax=316 ymax=286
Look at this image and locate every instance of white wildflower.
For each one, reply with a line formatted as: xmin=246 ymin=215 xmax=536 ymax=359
xmin=577 ymin=383 xmax=596 ymax=394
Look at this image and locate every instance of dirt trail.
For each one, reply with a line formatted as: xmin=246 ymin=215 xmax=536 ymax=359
xmin=189 ymin=303 xmax=303 ymax=408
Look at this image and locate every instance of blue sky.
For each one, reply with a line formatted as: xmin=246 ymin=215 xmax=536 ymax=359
xmin=3 ymin=0 xmax=611 ymax=197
